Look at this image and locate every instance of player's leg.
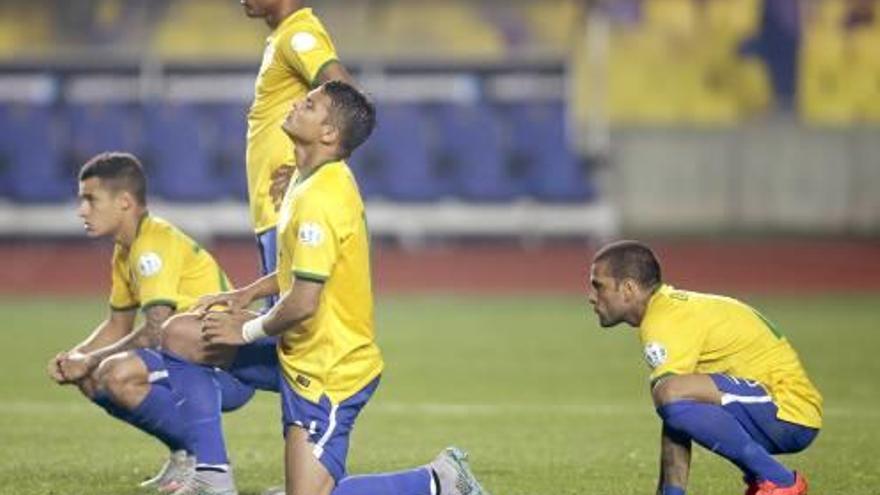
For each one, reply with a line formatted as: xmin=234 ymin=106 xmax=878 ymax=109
xmin=653 ymin=374 xmax=808 ymax=495
xmin=277 ymin=376 xmax=488 ymax=495
xmin=91 ymin=349 xmax=193 ymax=491
xmin=707 ymin=374 xmax=817 ymax=495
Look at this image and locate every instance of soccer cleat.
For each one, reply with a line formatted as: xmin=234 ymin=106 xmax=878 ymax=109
xmin=139 ymin=450 xmax=195 ymax=493
xmin=170 ymin=469 xmax=238 ymax=495
xmin=754 ymin=472 xmax=808 ymax=495
xmin=744 ymin=475 xmax=759 ymax=495
xmin=429 ymin=446 xmax=491 ymax=495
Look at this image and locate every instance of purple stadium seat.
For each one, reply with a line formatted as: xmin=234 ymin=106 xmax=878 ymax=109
xmin=0 ymin=103 xmax=68 ymax=202
xmin=142 ymin=102 xmax=221 ymax=201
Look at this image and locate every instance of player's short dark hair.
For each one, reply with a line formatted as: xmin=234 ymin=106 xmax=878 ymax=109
xmin=79 ymin=152 xmax=147 ymax=205
xmin=593 ymin=240 xmax=662 ymax=290
xmin=323 ymin=80 xmax=376 ymax=158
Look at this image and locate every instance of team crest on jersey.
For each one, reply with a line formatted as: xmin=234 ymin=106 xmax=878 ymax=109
xmin=298 ymin=222 xmax=324 ymax=247
xmin=291 ymin=32 xmax=317 ymax=53
xmin=643 ymin=342 xmax=667 ymax=369
xmin=137 ymin=252 xmax=163 ymax=278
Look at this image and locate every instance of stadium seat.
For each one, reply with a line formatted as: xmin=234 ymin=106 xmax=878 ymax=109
xmin=434 ymin=103 xmax=518 ymax=202
xmin=0 ymin=104 xmax=68 ymax=202
xmin=369 ymin=103 xmax=446 ymax=202
xmin=142 ymin=103 xmax=222 ymax=201
xmin=504 ymin=102 xmax=594 ymax=202
xmin=206 ymin=103 xmax=249 ymax=200
xmin=65 ymin=103 xmax=143 ymax=170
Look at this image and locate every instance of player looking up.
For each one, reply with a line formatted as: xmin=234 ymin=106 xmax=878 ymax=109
xmin=192 ymin=81 xmax=491 ymax=495
xmin=587 ymin=240 xmax=821 ymax=495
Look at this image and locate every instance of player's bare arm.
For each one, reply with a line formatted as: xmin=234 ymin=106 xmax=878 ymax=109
xmin=194 ymin=271 xmax=281 ymax=315
xmin=47 ymin=308 xmax=136 ymax=384
xmin=59 ymin=304 xmax=173 ymax=382
xmin=201 ymin=278 xmax=323 ymax=346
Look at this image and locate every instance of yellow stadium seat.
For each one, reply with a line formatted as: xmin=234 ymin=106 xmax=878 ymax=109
xmin=151 ymin=1 xmax=264 ymax=61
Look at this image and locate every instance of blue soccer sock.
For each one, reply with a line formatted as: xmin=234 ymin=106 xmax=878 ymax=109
xmin=658 ymin=401 xmax=795 ymax=487
xmin=163 ymin=351 xmax=229 ymax=471
xmin=662 ymin=485 xmax=686 ymax=495
xmin=91 ymin=383 xmax=187 ymax=452
xmin=332 ymin=466 xmax=434 ymax=495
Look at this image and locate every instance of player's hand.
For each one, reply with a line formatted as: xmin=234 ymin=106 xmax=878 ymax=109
xmin=200 ymin=309 xmax=257 ymax=346
xmin=194 ymin=288 xmax=253 ymax=316
xmin=270 ymin=164 xmax=296 ymax=211
xmin=58 ymin=352 xmax=99 ymax=382
xmin=47 ymin=351 xmax=69 ymax=384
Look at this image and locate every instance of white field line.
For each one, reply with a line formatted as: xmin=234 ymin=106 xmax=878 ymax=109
xmin=0 ymin=400 xmax=876 ymax=419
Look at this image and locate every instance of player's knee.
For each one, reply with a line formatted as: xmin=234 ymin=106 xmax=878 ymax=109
xmin=97 ymin=353 xmax=147 ymax=400
xmin=161 ymin=313 xmax=202 ymax=360
xmin=652 ymin=376 xmax=685 ymax=407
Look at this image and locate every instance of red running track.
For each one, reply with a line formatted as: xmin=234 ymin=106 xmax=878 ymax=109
xmin=0 ymin=239 xmax=878 ymax=296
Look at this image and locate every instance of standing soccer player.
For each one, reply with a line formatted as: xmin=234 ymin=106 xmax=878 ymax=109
xmin=587 ymin=241 xmax=822 ymax=495
xmin=46 ymin=152 xmax=254 ymax=492
xmin=200 ymin=81 xmax=490 ymax=495
xmin=158 ymin=3 xmax=356 ymax=493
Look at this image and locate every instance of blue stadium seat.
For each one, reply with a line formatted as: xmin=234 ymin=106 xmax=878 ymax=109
xmin=65 ymin=103 xmax=143 ymax=166
xmin=434 ymin=103 xmax=518 ymax=201
xmin=369 ymin=103 xmax=446 ymax=201
xmin=0 ymin=103 xmax=68 ymax=202
xmin=142 ymin=102 xmax=221 ymax=201
xmin=207 ymin=103 xmax=249 ymax=200
xmin=505 ymin=102 xmax=595 ymax=202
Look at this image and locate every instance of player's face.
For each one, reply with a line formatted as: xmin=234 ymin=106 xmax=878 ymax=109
xmin=282 ymin=88 xmax=334 ymax=144
xmin=588 ymin=261 xmax=628 ymax=327
xmin=77 ymin=178 xmax=124 ymax=238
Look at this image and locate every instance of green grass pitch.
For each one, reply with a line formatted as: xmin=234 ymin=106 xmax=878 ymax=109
xmin=1 ymin=294 xmax=878 ymax=494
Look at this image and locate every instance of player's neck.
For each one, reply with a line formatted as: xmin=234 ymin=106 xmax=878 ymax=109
xmin=115 ymin=209 xmax=148 ymax=248
xmin=266 ymin=0 xmax=304 ymax=29
xmin=294 ymin=143 xmax=338 ymax=179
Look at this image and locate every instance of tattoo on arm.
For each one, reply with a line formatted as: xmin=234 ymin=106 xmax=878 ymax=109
xmin=136 ymin=305 xmax=174 ymax=348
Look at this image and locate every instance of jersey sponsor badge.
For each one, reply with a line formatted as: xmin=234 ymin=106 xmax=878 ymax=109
xmin=643 ymin=342 xmax=667 ymax=369
xmin=291 ymin=32 xmax=317 ymax=53
xmin=298 ymin=222 xmax=324 ymax=247
xmin=137 ymin=252 xmax=163 ymax=277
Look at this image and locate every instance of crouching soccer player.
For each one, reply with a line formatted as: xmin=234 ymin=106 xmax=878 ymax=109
xmin=587 ymin=241 xmax=821 ymax=495
xmin=184 ymin=81 xmax=491 ymax=495
xmin=46 ymin=152 xmax=255 ymax=492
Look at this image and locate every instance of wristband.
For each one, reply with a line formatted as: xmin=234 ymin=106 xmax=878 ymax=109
xmin=241 ymin=314 xmax=268 ymax=343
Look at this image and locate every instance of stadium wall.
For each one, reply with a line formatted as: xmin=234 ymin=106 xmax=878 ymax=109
xmin=2 ymin=239 xmax=879 ymax=296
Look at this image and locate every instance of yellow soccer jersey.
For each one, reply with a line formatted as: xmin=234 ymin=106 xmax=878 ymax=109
xmin=275 ymin=160 xmax=383 ymax=404
xmin=639 ymin=285 xmax=822 ymax=428
xmin=247 ymin=7 xmax=339 ymax=233
xmin=109 ymin=215 xmax=231 ymax=313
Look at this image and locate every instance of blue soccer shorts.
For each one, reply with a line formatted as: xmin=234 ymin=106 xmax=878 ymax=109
xmin=711 ymin=373 xmax=819 ymax=455
xmin=256 ymin=228 xmax=279 ymax=308
xmin=280 ymin=376 xmax=381 ymax=482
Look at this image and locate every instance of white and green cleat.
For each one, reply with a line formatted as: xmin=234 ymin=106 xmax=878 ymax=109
xmin=430 ymin=447 xmax=491 ymax=495
xmin=139 ymin=450 xmax=195 ymax=493
xmin=170 ymin=470 xmax=238 ymax=495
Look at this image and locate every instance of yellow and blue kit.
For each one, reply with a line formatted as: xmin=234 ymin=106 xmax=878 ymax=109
xmin=275 ymin=160 xmax=383 ymax=481
xmin=640 ymin=284 xmax=822 ymax=429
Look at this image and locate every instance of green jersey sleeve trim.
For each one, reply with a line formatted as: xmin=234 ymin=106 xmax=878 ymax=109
xmin=293 ymin=270 xmax=328 ymax=283
xmin=140 ymin=299 xmax=178 ymax=312
xmin=310 ymin=58 xmax=340 ymax=88
xmin=110 ymin=303 xmax=140 ymax=312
